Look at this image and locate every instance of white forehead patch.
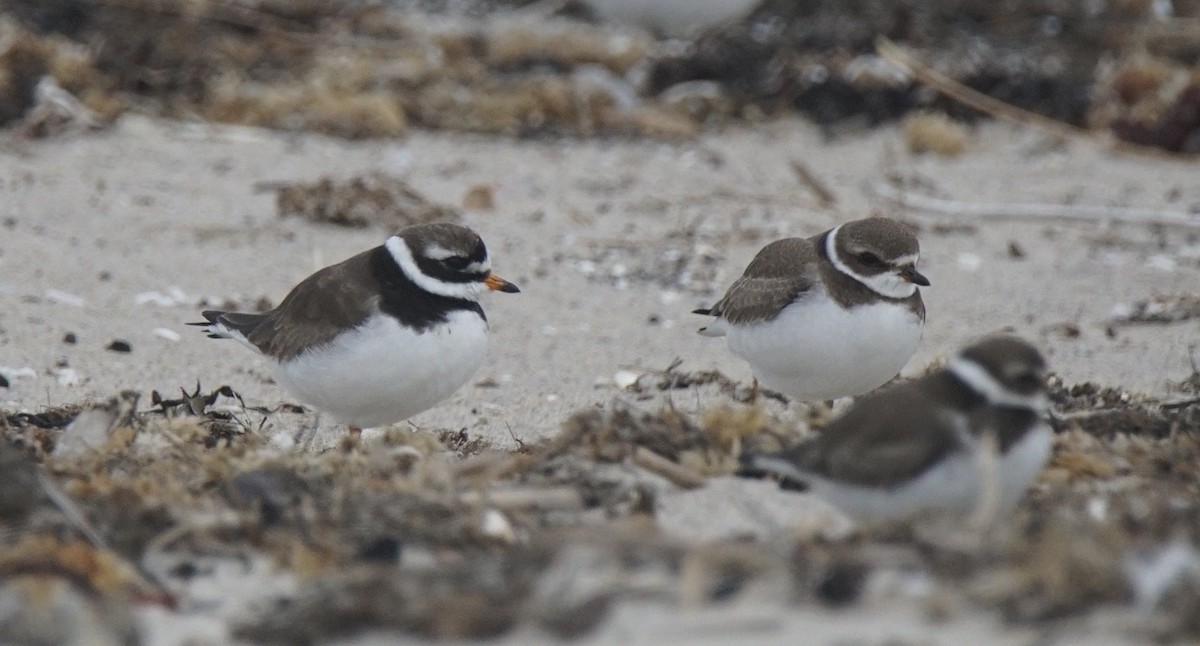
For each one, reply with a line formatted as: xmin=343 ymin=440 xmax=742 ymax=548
xmin=385 ymin=236 xmax=488 ymax=300
xmin=826 ymin=227 xmax=918 ymax=299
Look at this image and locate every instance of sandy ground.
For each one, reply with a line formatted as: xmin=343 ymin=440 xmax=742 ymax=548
xmin=3 ymin=116 xmax=1199 ymax=435
xmin=2 ymin=115 xmax=1199 ymax=643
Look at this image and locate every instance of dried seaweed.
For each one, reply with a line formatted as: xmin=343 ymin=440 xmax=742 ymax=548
xmin=3 ymin=373 xmax=1200 ymax=641
xmin=4 ymin=0 xmax=1195 ymax=148
xmin=271 ymin=174 xmax=461 ymax=229
xmin=1111 ymin=295 xmax=1200 ymax=327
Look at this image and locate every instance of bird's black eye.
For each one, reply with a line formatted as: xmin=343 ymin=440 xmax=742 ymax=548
xmin=1013 ymin=372 xmax=1044 ymax=393
xmin=856 ymin=252 xmax=884 ymax=267
xmin=443 ymin=256 xmax=470 ymax=271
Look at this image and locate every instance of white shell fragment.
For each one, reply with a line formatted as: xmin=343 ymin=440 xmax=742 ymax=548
xmin=153 ymin=327 xmax=182 ymax=342
xmin=613 ymin=370 xmax=641 ymax=389
xmin=480 ymin=508 xmax=516 ymax=544
xmin=45 ymin=289 xmax=86 ymax=307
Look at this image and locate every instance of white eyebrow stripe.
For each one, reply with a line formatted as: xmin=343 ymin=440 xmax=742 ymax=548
xmin=947 ymin=356 xmax=1047 ymax=410
xmin=423 ymin=244 xmax=456 ymax=260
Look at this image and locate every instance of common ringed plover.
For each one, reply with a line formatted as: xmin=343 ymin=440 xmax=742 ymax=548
xmin=193 ymin=223 xmax=519 ymax=436
xmin=694 ymin=216 xmax=929 ymax=401
xmin=741 ymin=336 xmax=1053 ymax=521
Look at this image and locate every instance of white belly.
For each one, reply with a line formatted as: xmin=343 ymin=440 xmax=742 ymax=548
xmin=724 ymin=295 xmax=923 ymax=401
xmin=808 ymin=449 xmax=982 ymax=521
xmin=807 ymin=424 xmax=1052 ymax=521
xmin=996 ymin=423 xmax=1053 ymax=509
xmin=271 ymin=311 xmax=489 ymax=428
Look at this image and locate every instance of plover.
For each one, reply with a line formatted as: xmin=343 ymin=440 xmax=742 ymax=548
xmin=694 ymin=216 xmax=929 ymax=402
xmin=192 ymin=223 xmax=519 ymax=436
xmin=741 ymin=336 xmax=1053 ymax=521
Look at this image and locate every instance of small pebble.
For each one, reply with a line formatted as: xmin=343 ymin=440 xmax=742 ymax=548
xmin=63 ymin=332 xmax=77 ymax=344
xmin=106 ymin=340 xmax=133 ymax=353
xmin=0 ymin=374 xmax=8 ymax=388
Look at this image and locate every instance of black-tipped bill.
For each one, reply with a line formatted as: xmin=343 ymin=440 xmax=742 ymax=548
xmin=485 ymin=273 xmax=520 ymax=293
xmin=899 ymin=266 xmax=930 ymax=286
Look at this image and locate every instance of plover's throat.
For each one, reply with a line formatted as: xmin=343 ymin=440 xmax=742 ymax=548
xmin=386 ymin=236 xmax=488 ymax=300
xmin=946 ymin=356 xmax=1047 ymax=411
xmin=825 ymin=226 xmax=918 ymax=299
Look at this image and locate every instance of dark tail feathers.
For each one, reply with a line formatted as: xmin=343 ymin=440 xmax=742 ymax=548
xmin=736 ymin=452 xmax=809 ymax=492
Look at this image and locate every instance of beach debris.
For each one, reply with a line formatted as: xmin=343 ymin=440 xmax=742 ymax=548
xmin=0 ymin=0 xmax=1196 ymax=150
xmin=19 ymin=76 xmax=106 ymax=138
xmin=569 ymin=236 xmax=725 ymax=294
xmin=789 ymin=159 xmax=838 ymax=207
xmin=3 ymin=404 xmax=82 ymax=432
xmin=904 ymin=111 xmax=970 ymax=156
xmin=105 ymin=340 xmax=132 ymax=353
xmin=0 ymin=440 xmax=43 ymax=523
xmin=0 ymin=539 xmax=143 ymax=645
xmin=147 ymin=383 xmax=266 ymax=448
xmin=272 ymin=174 xmax=461 ymax=229
xmin=1126 ymin=541 xmax=1200 ymax=612
xmin=56 ymin=408 xmax=118 ymax=457
xmin=870 ymin=178 xmax=1200 ymax=232
xmin=1110 ymin=295 xmax=1200 ymax=327
xmin=612 ymin=370 xmax=640 ymax=389
xmin=2 ymin=364 xmax=1200 ymax=642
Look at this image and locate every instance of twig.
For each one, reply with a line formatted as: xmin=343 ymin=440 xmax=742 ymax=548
xmin=789 ymin=159 xmax=837 ymax=207
xmin=38 ymin=473 xmax=107 ymax=548
xmin=1159 ymin=398 xmax=1200 ymax=411
xmin=633 ymin=447 xmax=707 ymax=489
xmin=870 ymin=181 xmax=1200 ymax=232
xmin=1133 ymin=18 xmax=1200 ymax=53
xmin=39 ymin=472 xmax=177 ymax=606
xmin=458 ymin=486 xmax=583 ymax=510
xmin=875 ymin=37 xmax=1086 ymax=141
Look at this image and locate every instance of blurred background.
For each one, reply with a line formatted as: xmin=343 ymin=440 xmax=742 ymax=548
xmin=2 ymin=0 xmax=1198 ymax=150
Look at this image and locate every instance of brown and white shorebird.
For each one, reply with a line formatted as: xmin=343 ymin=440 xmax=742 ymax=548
xmin=694 ymin=216 xmax=929 ymax=402
xmin=740 ymin=336 xmax=1053 ymax=521
xmin=192 ymin=223 xmax=519 ymax=436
